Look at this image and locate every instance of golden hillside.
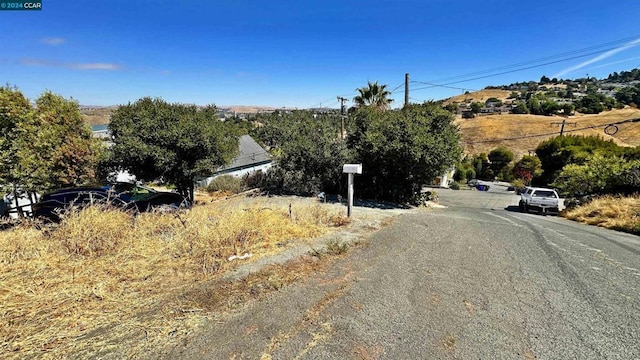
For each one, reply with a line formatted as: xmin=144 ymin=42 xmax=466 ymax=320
xmin=81 ymin=107 xmax=115 ymax=125
xmin=457 ymin=107 xmax=640 ymax=159
xmin=445 ymin=89 xmax=513 ymax=104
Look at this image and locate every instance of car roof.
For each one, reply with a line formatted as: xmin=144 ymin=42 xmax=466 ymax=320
xmin=527 ymin=187 xmax=557 ymax=192
xmin=43 ymin=185 xmax=111 ymax=194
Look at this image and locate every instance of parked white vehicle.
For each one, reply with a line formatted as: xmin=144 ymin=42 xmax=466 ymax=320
xmin=519 ymin=187 xmax=560 ymax=214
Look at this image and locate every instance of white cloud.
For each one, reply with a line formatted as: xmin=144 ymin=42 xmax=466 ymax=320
xmin=588 ymin=56 xmax=640 ymax=70
xmin=21 ymin=58 xmax=122 ymax=71
xmin=20 ymin=58 xmax=57 ymax=66
xmin=70 ymin=63 xmax=122 ymax=70
xmin=41 ymin=37 xmax=65 ymax=46
xmin=554 ymin=37 xmax=640 ymax=77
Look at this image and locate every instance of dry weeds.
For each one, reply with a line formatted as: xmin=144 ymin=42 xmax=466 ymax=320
xmin=0 ymin=199 xmax=348 ymax=359
xmin=445 ymin=89 xmax=513 ymax=104
xmin=562 ymin=195 xmax=640 ymax=234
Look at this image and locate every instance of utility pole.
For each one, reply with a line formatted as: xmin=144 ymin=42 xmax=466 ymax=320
xmin=337 ymin=96 xmax=348 ymax=139
xmin=551 ymin=118 xmax=577 ymax=136
xmin=405 ymin=73 xmax=410 ymax=107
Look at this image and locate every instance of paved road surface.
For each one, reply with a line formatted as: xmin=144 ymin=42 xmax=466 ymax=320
xmin=168 ymin=186 xmax=640 ymax=359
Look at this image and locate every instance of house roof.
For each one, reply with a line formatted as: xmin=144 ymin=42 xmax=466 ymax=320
xmin=218 ymin=135 xmax=272 ymax=172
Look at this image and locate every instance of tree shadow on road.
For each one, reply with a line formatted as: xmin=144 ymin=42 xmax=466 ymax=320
xmin=504 ymin=205 xmax=521 ymax=212
xmin=504 ymin=205 xmax=560 ymax=216
xmin=322 ymin=194 xmax=411 ymax=210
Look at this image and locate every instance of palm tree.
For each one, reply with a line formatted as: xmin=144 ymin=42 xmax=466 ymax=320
xmin=353 ymin=81 xmax=393 ymax=110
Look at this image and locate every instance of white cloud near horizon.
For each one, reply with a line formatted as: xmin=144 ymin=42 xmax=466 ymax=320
xmin=20 ymin=58 xmax=122 ymax=70
xmin=41 ymin=37 xmax=65 ymax=46
xmin=554 ymin=37 xmax=640 ymax=77
xmin=587 ymin=55 xmax=640 ymax=70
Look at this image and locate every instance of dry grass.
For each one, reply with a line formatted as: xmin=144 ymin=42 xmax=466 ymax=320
xmin=80 ymin=107 xmax=116 ymax=125
xmin=445 ymin=89 xmax=513 ymax=104
xmin=562 ymin=195 xmax=640 ymax=234
xmin=457 ymin=107 xmax=640 ymax=159
xmin=0 ymin=199 xmax=348 ymax=358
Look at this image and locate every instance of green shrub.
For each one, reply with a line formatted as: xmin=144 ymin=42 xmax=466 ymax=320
xmin=552 ymin=154 xmax=640 ymax=197
xmin=206 ymin=175 xmax=243 ymax=194
xmin=241 ymin=170 xmax=265 ymax=189
xmin=511 ymin=179 xmax=525 ymax=190
xmin=449 ymin=181 xmax=460 ymax=190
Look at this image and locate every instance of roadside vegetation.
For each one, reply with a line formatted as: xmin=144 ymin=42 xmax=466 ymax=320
xmin=455 ymin=133 xmax=639 ymax=234
xmin=562 ymin=195 xmax=640 ymax=235
xmin=0 ymin=199 xmax=350 ymax=358
xmin=250 ymin=100 xmax=461 ymax=204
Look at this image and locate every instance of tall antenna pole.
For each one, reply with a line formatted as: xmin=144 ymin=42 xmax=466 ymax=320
xmin=337 ymin=96 xmax=348 ymax=139
xmin=405 ymin=73 xmax=410 ymax=107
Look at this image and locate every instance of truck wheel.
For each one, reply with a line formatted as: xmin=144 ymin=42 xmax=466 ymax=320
xmin=519 ymin=200 xmax=525 ymax=212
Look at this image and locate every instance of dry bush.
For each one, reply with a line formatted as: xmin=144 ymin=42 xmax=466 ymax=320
xmin=0 ymin=199 xmax=348 ymax=359
xmin=49 ymin=205 xmax=134 ymax=257
xmin=562 ymin=195 xmax=640 ymax=234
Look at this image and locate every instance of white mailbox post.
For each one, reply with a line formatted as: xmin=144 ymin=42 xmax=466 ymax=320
xmin=342 ymin=164 xmax=362 ymax=217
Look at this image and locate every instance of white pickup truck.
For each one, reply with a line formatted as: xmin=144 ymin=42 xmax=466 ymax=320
xmin=519 ymin=187 xmax=560 ymax=214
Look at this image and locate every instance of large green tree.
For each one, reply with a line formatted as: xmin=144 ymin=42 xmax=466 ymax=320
xmin=348 ymin=103 xmax=461 ymax=203
xmin=252 ymin=110 xmax=351 ymax=195
xmin=1 ymin=86 xmax=100 ymax=210
xmin=353 ymin=81 xmax=393 ymax=110
xmin=106 ymin=97 xmax=238 ymax=203
xmin=488 ymin=146 xmax=514 ymax=180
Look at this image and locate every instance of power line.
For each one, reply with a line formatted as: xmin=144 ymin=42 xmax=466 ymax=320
xmin=413 ymin=46 xmax=638 ymax=93
xmin=307 ymin=35 xmax=640 ymax=109
xmin=550 ymin=118 xmax=578 ymax=136
xmin=389 ymin=82 xmax=405 ymax=94
xmin=425 ymin=35 xmax=640 ymax=84
xmin=410 ymin=80 xmax=478 ymax=92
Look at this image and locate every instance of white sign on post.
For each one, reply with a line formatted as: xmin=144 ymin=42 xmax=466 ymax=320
xmin=342 ymin=164 xmax=362 ymax=217
xmin=342 ymin=164 xmax=362 ymax=174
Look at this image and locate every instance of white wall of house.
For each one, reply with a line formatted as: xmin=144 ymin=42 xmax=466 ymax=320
xmin=200 ymin=162 xmax=272 ymax=186
xmin=437 ymin=167 xmax=456 ymax=188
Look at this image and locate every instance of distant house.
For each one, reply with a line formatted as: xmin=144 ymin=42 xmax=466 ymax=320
xmin=199 ymin=135 xmax=272 ymax=186
xmin=432 ymin=167 xmax=456 ymax=188
xmin=91 ymin=124 xmax=111 ymax=139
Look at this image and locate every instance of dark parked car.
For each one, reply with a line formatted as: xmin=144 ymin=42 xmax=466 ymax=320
xmin=32 ymin=183 xmax=190 ymax=221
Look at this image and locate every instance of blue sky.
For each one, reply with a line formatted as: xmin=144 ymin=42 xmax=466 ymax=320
xmin=2 ymin=0 xmax=640 ymax=109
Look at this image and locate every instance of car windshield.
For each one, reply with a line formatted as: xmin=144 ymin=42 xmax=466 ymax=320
xmin=111 ymin=183 xmax=157 ymax=201
xmin=533 ymin=190 xmax=557 ymax=198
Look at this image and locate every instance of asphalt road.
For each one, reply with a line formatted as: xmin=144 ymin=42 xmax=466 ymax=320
xmin=169 ymin=186 xmax=640 ymax=359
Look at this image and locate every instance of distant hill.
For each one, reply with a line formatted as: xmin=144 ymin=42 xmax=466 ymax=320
xmin=80 ymin=106 xmax=117 ymax=125
xmin=80 ymin=105 xmax=289 ymax=125
xmin=456 ymin=107 xmax=640 ymax=159
xmin=444 ymin=89 xmax=513 ymax=104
